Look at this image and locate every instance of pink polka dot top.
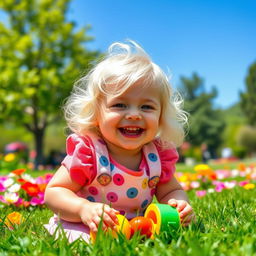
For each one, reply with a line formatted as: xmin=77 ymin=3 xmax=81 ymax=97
xmin=62 ymin=133 xmax=179 ymax=219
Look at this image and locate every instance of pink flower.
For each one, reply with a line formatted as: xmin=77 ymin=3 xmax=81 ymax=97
xmin=30 ymin=192 xmax=44 ymax=206
xmin=215 ymin=170 xmax=231 ymax=180
xmin=239 ymin=181 xmax=249 ymax=186
xmin=196 ymin=190 xmax=207 ymax=197
xmin=190 ymin=181 xmax=200 ymax=189
xmin=0 ymin=195 xmax=5 ymax=203
xmin=215 ymin=183 xmax=226 ymax=192
xmin=0 ymin=183 xmax=6 ymax=192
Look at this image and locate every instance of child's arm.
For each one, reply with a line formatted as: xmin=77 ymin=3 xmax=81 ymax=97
xmin=156 ymin=177 xmax=194 ymax=226
xmin=45 ymin=165 xmax=119 ymax=232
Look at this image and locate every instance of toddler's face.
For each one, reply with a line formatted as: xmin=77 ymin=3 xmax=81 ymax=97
xmin=97 ymin=82 xmax=161 ymax=155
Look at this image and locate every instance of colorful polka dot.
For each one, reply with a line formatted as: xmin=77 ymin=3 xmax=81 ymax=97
xmin=88 ymin=186 xmax=98 ymax=195
xmin=99 ymin=155 xmax=109 ymax=166
xmin=97 ymin=173 xmax=112 ymax=186
xmin=142 ymin=178 xmax=148 ymax=189
xmin=148 ymin=153 xmax=158 ymax=162
xmin=113 ymin=173 xmax=125 ymax=186
xmin=106 ymin=192 xmax=118 ymax=202
xmin=141 ymin=199 xmax=149 ymax=208
xmin=110 ymin=163 xmax=115 ymax=171
xmin=148 ymin=176 xmax=160 ymax=188
xmin=87 ymin=196 xmax=95 ymax=202
xmin=126 ymin=187 xmax=138 ymax=198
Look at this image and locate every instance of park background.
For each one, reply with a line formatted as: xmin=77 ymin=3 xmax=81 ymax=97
xmin=1 ymin=0 xmax=256 ymax=167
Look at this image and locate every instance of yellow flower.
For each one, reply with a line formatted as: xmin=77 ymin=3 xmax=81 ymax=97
xmin=178 ymin=174 xmax=189 ymax=182
xmin=4 ymin=212 xmax=24 ymax=229
xmin=4 ymin=153 xmax=16 ymax=162
xmin=194 ymin=164 xmax=211 ymax=172
xmin=243 ymin=183 xmax=255 ymax=190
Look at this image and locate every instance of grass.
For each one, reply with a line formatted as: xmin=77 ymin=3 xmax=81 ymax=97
xmin=0 ymin=186 xmax=255 ymax=255
xmin=0 ymin=159 xmax=255 ymax=255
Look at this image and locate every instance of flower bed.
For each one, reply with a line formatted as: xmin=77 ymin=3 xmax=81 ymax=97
xmin=0 ymin=168 xmax=53 ymax=207
xmin=176 ymin=163 xmax=256 ymax=197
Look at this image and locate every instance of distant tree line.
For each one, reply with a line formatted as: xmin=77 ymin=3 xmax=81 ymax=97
xmin=0 ymin=0 xmax=255 ymax=166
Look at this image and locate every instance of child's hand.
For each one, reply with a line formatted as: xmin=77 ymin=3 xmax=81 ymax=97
xmin=168 ymin=199 xmax=195 ymax=226
xmin=79 ymin=202 xmax=119 ymax=232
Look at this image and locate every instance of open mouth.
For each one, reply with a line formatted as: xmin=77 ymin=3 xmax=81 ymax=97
xmin=119 ymin=127 xmax=144 ymax=137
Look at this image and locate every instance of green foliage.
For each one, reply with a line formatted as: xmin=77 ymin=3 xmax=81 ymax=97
xmin=237 ymin=125 xmax=256 ymax=154
xmin=221 ymin=104 xmax=247 ymax=157
xmin=179 ymin=73 xmax=225 ymax=153
xmin=0 ymin=0 xmax=100 ymax=164
xmin=0 ymin=187 xmax=255 ymax=255
xmin=240 ymin=62 xmax=256 ymax=126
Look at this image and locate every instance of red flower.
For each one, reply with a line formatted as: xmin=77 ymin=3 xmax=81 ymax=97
xmin=21 ymin=182 xmax=40 ymax=197
xmin=11 ymin=168 xmax=26 ymax=176
xmin=17 ymin=178 xmax=26 ymax=184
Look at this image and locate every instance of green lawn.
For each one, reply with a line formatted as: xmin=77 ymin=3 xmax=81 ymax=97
xmin=0 ymin=187 xmax=255 ymax=255
xmin=0 ymin=160 xmax=255 ymax=255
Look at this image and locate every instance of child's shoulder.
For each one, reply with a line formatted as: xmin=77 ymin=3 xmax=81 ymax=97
xmin=65 ymin=133 xmax=93 ymax=154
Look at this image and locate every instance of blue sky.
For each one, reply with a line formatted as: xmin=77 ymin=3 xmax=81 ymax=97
xmin=68 ymin=0 xmax=256 ymax=109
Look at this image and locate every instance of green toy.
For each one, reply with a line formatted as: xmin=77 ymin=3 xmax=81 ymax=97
xmin=144 ymin=203 xmax=180 ymax=235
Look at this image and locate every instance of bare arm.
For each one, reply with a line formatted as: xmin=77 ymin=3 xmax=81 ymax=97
xmin=156 ymin=176 xmax=189 ymax=204
xmin=44 ymin=165 xmax=119 ymax=231
xmin=156 ymin=176 xmax=194 ymax=226
xmin=44 ymin=165 xmax=89 ymax=222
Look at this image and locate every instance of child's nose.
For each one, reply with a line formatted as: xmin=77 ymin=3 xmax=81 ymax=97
xmin=125 ymin=110 xmax=142 ymax=121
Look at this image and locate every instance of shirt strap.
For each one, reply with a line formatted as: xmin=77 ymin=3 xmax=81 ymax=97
xmin=143 ymin=142 xmax=161 ymax=188
xmin=85 ymin=133 xmax=112 ymax=186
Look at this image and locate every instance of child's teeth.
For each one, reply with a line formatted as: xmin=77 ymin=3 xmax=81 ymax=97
xmin=125 ymin=128 xmax=139 ymax=131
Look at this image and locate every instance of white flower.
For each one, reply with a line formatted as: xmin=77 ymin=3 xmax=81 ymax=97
xmin=21 ymin=173 xmax=35 ymax=183
xmin=3 ymin=178 xmax=14 ymax=188
xmin=231 ymin=169 xmax=239 ymax=177
xmin=4 ymin=192 xmax=19 ymax=203
xmin=8 ymin=183 xmax=21 ymax=193
xmin=190 ymin=181 xmax=200 ymax=189
xmin=207 ymin=188 xmax=215 ymax=193
xmin=224 ymin=181 xmax=236 ymax=189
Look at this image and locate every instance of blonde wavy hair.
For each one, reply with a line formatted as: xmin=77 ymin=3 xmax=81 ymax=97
xmin=63 ymin=40 xmax=188 ymax=147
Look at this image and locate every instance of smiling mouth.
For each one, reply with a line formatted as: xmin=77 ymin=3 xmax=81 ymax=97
xmin=119 ymin=127 xmax=144 ymax=137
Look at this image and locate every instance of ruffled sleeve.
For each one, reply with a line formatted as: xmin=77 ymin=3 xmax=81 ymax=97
xmin=155 ymin=143 xmax=179 ymax=184
xmin=61 ymin=134 xmax=96 ymax=186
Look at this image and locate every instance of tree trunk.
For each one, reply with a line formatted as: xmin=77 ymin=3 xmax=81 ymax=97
xmin=33 ymin=128 xmax=45 ymax=169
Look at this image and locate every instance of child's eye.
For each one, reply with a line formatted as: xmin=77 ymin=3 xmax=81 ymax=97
xmin=111 ymin=103 xmax=126 ymax=108
xmin=141 ymin=105 xmax=154 ymax=110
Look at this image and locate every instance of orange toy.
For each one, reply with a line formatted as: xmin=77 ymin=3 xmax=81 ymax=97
xmin=90 ymin=214 xmax=131 ymax=242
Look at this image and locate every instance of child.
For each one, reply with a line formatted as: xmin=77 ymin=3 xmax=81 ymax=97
xmin=44 ymin=40 xmax=194 ymax=242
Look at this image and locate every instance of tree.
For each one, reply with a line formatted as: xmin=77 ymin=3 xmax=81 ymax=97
xmin=0 ymin=0 xmax=99 ymax=166
xmin=179 ymin=73 xmax=225 ymax=156
xmin=240 ymin=62 xmax=256 ymax=126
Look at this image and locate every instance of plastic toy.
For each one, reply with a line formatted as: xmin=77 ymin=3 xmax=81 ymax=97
xmin=90 ymin=214 xmax=131 ymax=242
xmin=144 ymin=203 xmax=180 ymax=236
xmin=129 ymin=216 xmax=154 ymax=238
xmin=90 ymin=203 xmax=180 ymax=242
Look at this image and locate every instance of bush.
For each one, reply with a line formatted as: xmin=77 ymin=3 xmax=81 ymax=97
xmin=237 ymin=125 xmax=256 ymax=155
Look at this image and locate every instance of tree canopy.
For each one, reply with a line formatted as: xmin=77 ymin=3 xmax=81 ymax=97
xmin=240 ymin=62 xmax=256 ymax=126
xmin=179 ymin=73 xmax=225 ymax=156
xmin=0 ymin=0 xmax=100 ymax=165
